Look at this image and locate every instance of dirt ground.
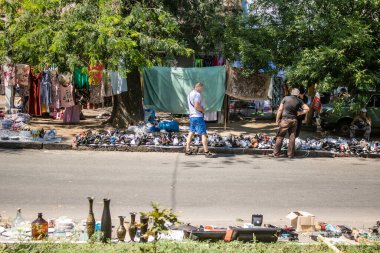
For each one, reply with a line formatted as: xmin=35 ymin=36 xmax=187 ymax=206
xmin=0 ymin=95 xmax=316 ymax=144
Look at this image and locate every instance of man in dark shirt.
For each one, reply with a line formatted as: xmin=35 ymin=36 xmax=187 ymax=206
xmin=273 ymin=88 xmax=310 ymax=158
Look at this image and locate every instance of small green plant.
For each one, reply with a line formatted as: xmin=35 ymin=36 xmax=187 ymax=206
xmin=140 ymin=202 xmax=180 ymax=253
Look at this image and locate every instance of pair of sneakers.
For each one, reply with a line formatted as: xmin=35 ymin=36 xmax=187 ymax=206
xmin=185 ymin=148 xmax=215 ymax=158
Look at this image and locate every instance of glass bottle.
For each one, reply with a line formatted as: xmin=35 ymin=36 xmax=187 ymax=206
xmin=31 ymin=213 xmax=48 ymax=240
xmin=12 ymin=208 xmax=25 ymax=234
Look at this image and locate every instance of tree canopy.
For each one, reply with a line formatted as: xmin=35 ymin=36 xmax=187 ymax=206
xmin=253 ymin=0 xmax=380 ymax=91
xmin=0 ymin=0 xmax=192 ymax=73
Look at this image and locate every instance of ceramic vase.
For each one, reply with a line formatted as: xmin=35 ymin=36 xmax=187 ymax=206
xmin=101 ymin=198 xmax=112 ymax=242
xmin=117 ymin=216 xmax=126 ymax=241
xmin=86 ymin=197 xmax=95 ymax=239
xmin=128 ymin=212 xmax=137 ymax=242
xmin=140 ymin=216 xmax=149 ymax=243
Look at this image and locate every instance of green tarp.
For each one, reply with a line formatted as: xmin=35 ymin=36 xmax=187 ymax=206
xmin=143 ymin=66 xmax=226 ymax=114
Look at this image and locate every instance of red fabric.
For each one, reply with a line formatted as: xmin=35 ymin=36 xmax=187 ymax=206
xmin=89 ymin=65 xmax=103 ymax=85
xmin=311 ymin=95 xmax=322 ymax=112
xmin=214 ymin=55 xmax=218 ymax=66
xmin=28 ymin=71 xmax=42 ymax=116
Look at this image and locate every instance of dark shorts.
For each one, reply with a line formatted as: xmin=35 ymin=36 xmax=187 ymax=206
xmin=190 ymin=117 xmax=207 ymax=135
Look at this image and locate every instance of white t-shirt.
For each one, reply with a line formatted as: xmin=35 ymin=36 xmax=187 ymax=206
xmin=188 ymin=90 xmax=203 ymax=118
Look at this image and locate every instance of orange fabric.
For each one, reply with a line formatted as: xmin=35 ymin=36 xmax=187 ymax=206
xmin=89 ymin=65 xmax=104 ymax=85
xmin=224 ymin=229 xmax=233 ymax=242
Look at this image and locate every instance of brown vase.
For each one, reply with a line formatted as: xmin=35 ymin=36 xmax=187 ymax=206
xmin=86 ymin=197 xmax=95 ymax=240
xmin=140 ymin=216 xmax=149 ymax=243
xmin=31 ymin=213 xmax=48 ymax=240
xmin=117 ymin=216 xmax=126 ymax=241
xmin=128 ymin=212 xmax=137 ymax=242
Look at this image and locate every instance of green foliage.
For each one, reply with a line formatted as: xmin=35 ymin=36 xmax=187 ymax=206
xmin=0 ymin=0 xmax=192 ymax=74
xmin=0 ymin=241 xmax=337 ymax=253
xmin=254 ymin=0 xmax=380 ymax=91
xmin=140 ymin=202 xmax=179 ymax=253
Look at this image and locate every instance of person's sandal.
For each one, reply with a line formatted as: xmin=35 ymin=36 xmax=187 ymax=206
xmin=204 ymin=151 xmax=215 ymax=158
xmin=185 ymin=149 xmax=193 ymax=155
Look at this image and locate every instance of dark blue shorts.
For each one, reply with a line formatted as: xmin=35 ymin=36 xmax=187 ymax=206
xmin=190 ymin=117 xmax=207 ymax=135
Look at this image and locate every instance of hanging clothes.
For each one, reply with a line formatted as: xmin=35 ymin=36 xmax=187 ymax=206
xmin=15 ymin=64 xmax=31 ymax=86
xmin=73 ymin=67 xmax=89 ymax=89
xmin=4 ymin=86 xmax=14 ymax=113
xmin=214 ymin=55 xmax=219 ymax=66
xmin=63 ymin=105 xmax=81 ymax=124
xmin=143 ymin=66 xmax=226 ymax=114
xmin=101 ymin=71 xmax=112 ymax=97
xmin=270 ymin=77 xmax=285 ymax=108
xmin=50 ymin=71 xmax=60 ymax=110
xmin=28 ymin=71 xmax=42 ymax=117
xmin=59 ymin=73 xmax=75 ymax=108
xmin=0 ymin=65 xmax=4 ymax=95
xmin=40 ymin=70 xmax=52 ymax=113
xmin=1 ymin=63 xmax=16 ymax=87
xmin=226 ymin=65 xmax=271 ymax=101
xmin=110 ymin=71 xmax=128 ymax=95
xmin=218 ymin=56 xmax=225 ymax=66
xmin=194 ymin=59 xmax=203 ymax=68
xmin=89 ymin=84 xmax=103 ymax=104
xmin=89 ymin=65 xmax=104 ymax=85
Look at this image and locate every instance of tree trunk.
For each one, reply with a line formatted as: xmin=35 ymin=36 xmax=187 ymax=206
xmin=106 ymin=67 xmax=144 ymax=128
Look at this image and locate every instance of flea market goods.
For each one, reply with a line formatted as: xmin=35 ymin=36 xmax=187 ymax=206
xmin=11 ymin=208 xmax=25 ymax=233
xmin=116 ymin=216 xmax=127 ymax=242
xmin=128 ymin=212 xmax=137 ymax=242
xmin=101 ymin=199 xmax=112 ymax=242
xmin=139 ymin=216 xmax=149 ymax=243
xmin=31 ymin=213 xmax=48 ymax=240
xmin=86 ymin=197 xmax=96 ymax=239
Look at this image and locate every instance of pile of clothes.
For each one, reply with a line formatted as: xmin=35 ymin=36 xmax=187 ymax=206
xmin=74 ymin=130 xmax=380 ymax=154
xmin=312 ymin=221 xmax=380 ymax=243
xmin=0 ymin=113 xmax=31 ymax=130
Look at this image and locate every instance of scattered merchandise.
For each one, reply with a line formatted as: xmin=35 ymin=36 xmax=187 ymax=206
xmin=286 ymin=211 xmax=317 ymax=232
xmin=1 ymin=203 xmax=379 ymax=246
xmin=73 ymin=129 xmax=380 ymax=155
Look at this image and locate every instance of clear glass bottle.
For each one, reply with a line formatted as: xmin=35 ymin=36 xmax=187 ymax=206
xmin=12 ymin=208 xmax=25 ymax=234
xmin=31 ymin=213 xmax=48 ymax=240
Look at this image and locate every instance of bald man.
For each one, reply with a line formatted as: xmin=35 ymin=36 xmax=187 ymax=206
xmin=273 ymin=88 xmax=309 ymax=158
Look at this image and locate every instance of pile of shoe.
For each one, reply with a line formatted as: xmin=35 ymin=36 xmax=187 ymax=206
xmin=74 ymin=130 xmax=380 ymax=154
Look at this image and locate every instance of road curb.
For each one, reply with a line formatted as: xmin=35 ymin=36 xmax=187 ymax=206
xmin=43 ymin=143 xmax=73 ymax=150
xmin=0 ymin=141 xmax=43 ymax=149
xmin=1 ymin=141 xmax=379 ymax=158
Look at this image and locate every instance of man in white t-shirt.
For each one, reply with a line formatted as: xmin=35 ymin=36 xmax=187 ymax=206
xmin=186 ymin=82 xmax=214 ymax=158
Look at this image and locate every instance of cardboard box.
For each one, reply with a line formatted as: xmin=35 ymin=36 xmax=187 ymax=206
xmin=286 ymin=211 xmax=317 ymax=232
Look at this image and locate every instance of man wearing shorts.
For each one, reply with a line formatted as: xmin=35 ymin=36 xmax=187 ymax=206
xmin=186 ymin=82 xmax=214 ymax=158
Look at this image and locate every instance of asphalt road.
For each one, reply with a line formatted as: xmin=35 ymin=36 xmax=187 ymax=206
xmin=0 ymin=149 xmax=379 ymax=228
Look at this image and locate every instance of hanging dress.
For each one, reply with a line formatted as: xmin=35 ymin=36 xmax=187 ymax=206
xmin=28 ymin=71 xmax=42 ymax=116
xmin=50 ymin=71 xmax=60 ymax=110
xmin=59 ymin=73 xmax=75 ymax=108
xmin=40 ymin=69 xmax=52 ymax=113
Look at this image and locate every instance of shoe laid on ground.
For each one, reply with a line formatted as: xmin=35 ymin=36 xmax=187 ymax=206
xmin=204 ymin=151 xmax=215 ymax=158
